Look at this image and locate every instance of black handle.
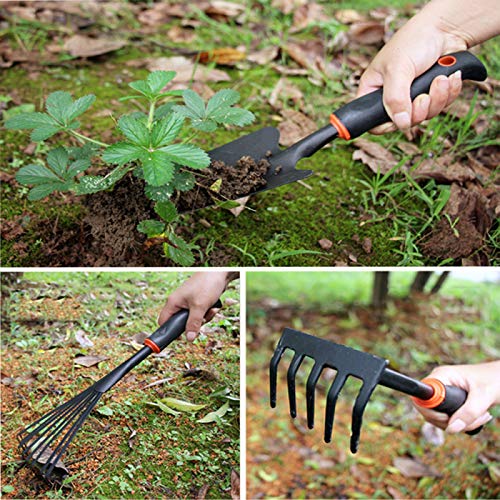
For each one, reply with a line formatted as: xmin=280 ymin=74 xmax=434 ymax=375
xmin=434 ymin=384 xmax=483 ymax=436
xmin=145 ymin=299 xmax=223 ymax=352
xmin=331 ymin=51 xmax=487 ymax=140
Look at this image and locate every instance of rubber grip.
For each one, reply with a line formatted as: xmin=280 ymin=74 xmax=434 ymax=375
xmin=145 ymin=299 xmax=223 ymax=351
xmin=331 ymin=51 xmax=487 ymax=140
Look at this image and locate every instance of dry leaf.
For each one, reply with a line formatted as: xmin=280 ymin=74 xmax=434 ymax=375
xmin=318 ymin=238 xmax=333 ymax=250
xmin=75 ymin=330 xmax=94 ymax=348
xmin=284 ymin=39 xmax=325 ymax=74
xmin=352 ymin=138 xmax=398 ymax=174
xmin=229 ymin=196 xmax=249 ymax=217
xmin=196 ymin=484 xmax=210 ymax=500
xmin=205 ymin=1 xmax=245 ymax=18
xmin=335 ymin=9 xmax=365 ymax=24
xmin=167 ymin=25 xmax=195 ymax=43
xmin=393 ymin=457 xmax=440 ymax=478
xmin=147 ymin=56 xmax=231 ymax=83
xmin=362 ymin=237 xmax=372 ymax=254
xmin=248 ymin=46 xmax=279 ymax=65
xmin=197 ymin=48 xmax=246 ymax=66
xmin=271 ymin=0 xmax=306 ymax=15
xmin=421 ymin=422 xmax=445 ymax=446
xmin=277 ymin=109 xmax=317 ymax=147
xmin=269 ymin=77 xmax=303 ymax=110
xmin=64 ymin=35 xmax=126 ymax=58
xmin=230 ymin=469 xmax=240 ymax=500
xmin=138 ymin=3 xmax=186 ymax=25
xmin=74 ymin=354 xmax=108 ymax=367
xmin=348 ymin=21 xmax=385 ymax=45
xmin=291 ymin=3 xmax=327 ymax=32
xmin=412 ymin=156 xmax=475 ymax=183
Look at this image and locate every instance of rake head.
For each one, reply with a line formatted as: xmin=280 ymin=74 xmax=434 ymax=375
xmin=269 ymin=328 xmax=389 ymax=453
xmin=18 ymin=387 xmax=103 ymax=481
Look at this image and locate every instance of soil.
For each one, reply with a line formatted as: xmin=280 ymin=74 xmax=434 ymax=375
xmin=176 ymin=156 xmax=270 ymax=212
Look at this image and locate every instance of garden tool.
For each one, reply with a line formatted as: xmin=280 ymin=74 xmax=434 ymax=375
xmin=270 ymin=328 xmax=482 ymax=454
xmin=18 ymin=300 xmax=222 ymax=482
xmin=208 ymin=51 xmax=486 ymax=201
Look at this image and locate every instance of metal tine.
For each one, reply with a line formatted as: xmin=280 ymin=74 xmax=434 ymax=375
xmin=324 ymin=372 xmax=348 ymax=443
xmin=44 ymin=392 xmax=102 ymax=479
xmin=269 ymin=345 xmax=285 ymax=408
xmin=350 ymin=381 xmax=378 ymax=453
xmin=287 ymin=352 xmax=305 ymax=418
xmin=305 ymin=362 xmax=324 ymax=429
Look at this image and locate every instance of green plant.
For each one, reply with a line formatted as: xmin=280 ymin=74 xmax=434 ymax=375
xmin=5 ymin=71 xmax=255 ymax=265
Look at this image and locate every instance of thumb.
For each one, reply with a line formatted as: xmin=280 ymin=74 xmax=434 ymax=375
xmin=446 ymin=390 xmax=494 ymax=433
xmin=185 ymin=305 xmax=207 ymax=342
xmin=381 ymin=61 xmax=415 ymax=130
xmin=158 ymin=301 xmax=181 ymax=326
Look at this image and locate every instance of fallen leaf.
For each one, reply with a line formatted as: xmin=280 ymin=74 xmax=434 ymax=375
xmin=284 ymin=39 xmax=325 ymax=75
xmin=64 ymin=35 xmax=126 ymax=58
xmin=167 ymin=25 xmax=195 ymax=43
xmin=128 ymin=429 xmax=137 ymax=449
xmin=205 ymin=1 xmax=245 ymax=18
xmin=197 ymin=48 xmax=246 ymax=66
xmin=230 ymin=469 xmax=240 ymax=500
xmin=197 ymin=401 xmax=230 ymax=423
xmin=229 ymin=196 xmax=249 ymax=217
xmin=393 ymin=457 xmax=440 ymax=478
xmin=1 ymin=220 xmax=24 ymax=241
xmin=421 ymin=422 xmax=445 ymax=446
xmin=348 ymin=21 xmax=385 ymax=45
xmin=248 ymin=45 xmax=279 ymax=65
xmin=335 ymin=9 xmax=365 ymax=24
xmin=362 ymin=237 xmax=372 ymax=254
xmin=146 ymin=400 xmax=180 ymax=416
xmin=269 ymin=77 xmax=303 ymax=110
xmin=396 ymin=141 xmax=421 ymax=157
xmin=271 ymin=0 xmax=306 ymax=15
xmin=196 ymin=484 xmax=210 ymax=500
xmin=277 ymin=109 xmax=317 ymax=147
xmin=412 ymin=157 xmax=475 ymax=183
xmin=318 ymin=238 xmax=333 ymax=250
xmin=75 ymin=330 xmax=94 ymax=348
xmin=74 ymin=354 xmax=108 ymax=367
xmin=147 ymin=56 xmax=231 ymax=83
xmin=29 ymin=445 xmax=69 ymax=480
xmin=291 ymin=3 xmax=327 ymax=32
xmin=161 ymin=397 xmax=206 ymax=412
xmin=97 ymin=405 xmax=113 ymax=416
xmin=352 ymin=138 xmax=398 ymax=174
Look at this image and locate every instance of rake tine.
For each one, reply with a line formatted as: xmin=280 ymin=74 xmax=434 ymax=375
xmin=269 ymin=345 xmax=285 ymax=408
xmin=324 ymin=372 xmax=348 ymax=443
xmin=287 ymin=352 xmax=305 ymax=418
xmin=306 ymin=363 xmax=323 ymax=429
xmin=350 ymin=381 xmax=378 ymax=453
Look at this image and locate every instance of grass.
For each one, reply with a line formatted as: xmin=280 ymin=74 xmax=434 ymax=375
xmin=1 ymin=272 xmax=240 ymax=499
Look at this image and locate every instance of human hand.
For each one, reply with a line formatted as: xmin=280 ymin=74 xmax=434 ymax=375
xmin=158 ymin=272 xmax=237 ymax=341
xmin=413 ymin=361 xmax=500 ymax=433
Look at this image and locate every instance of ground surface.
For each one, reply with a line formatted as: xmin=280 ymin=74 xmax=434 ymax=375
xmin=1 ymin=0 xmax=498 ymax=266
xmin=246 ymin=271 xmax=499 ymax=499
xmin=1 ymin=272 xmax=240 ymax=499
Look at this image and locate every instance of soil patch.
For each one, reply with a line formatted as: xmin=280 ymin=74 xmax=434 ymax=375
xmin=176 ymin=156 xmax=270 ymax=211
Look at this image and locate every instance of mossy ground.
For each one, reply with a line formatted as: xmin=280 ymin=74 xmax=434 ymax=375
xmin=1 ymin=272 xmax=240 ymax=499
xmin=1 ymin=1 xmax=498 ymax=266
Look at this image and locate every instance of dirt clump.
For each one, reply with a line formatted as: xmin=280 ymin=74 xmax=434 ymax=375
xmin=177 ymin=155 xmax=270 ymax=211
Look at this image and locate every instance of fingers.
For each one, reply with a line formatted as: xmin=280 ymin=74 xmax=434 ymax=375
xmin=185 ymin=304 xmax=208 ymax=342
xmin=414 ymin=406 xmax=449 ymax=430
xmin=381 ymin=63 xmax=415 ymax=130
xmin=157 ymin=301 xmax=182 ymax=326
xmin=446 ymin=389 xmax=494 ymax=433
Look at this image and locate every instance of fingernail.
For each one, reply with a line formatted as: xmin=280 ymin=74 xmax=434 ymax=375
xmin=447 ymin=419 xmax=466 ymax=433
xmin=451 ymin=70 xmax=461 ymax=82
xmin=393 ymin=111 xmax=411 ymax=130
xmin=418 ymin=94 xmax=430 ymax=110
xmin=436 ymin=75 xmax=448 ymax=90
xmin=186 ymin=331 xmax=197 ymax=342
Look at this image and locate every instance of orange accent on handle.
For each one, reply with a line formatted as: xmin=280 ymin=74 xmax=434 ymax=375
xmin=329 ymin=113 xmax=351 ymax=140
xmin=411 ymin=378 xmax=446 ymax=409
xmin=144 ymin=338 xmax=160 ymax=354
xmin=438 ymin=55 xmax=457 ymax=67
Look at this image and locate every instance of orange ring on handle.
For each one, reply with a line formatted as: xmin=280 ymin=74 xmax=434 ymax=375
xmin=144 ymin=338 xmax=160 ymax=354
xmin=329 ymin=113 xmax=351 ymax=140
xmin=438 ymin=55 xmax=457 ymax=67
xmin=411 ymin=378 xmax=446 ymax=409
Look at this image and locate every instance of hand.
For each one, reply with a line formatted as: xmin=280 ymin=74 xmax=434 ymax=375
xmin=158 ymin=272 xmax=238 ymax=341
xmin=413 ymin=361 xmax=500 ymax=433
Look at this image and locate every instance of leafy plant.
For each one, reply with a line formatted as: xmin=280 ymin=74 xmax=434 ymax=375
xmin=5 ymin=70 xmax=255 ymax=265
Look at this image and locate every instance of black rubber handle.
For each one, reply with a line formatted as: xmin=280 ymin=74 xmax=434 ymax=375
xmin=332 ymin=51 xmax=487 ymax=139
xmin=146 ymin=299 xmax=223 ymax=351
xmin=433 ymin=384 xmax=483 ymax=435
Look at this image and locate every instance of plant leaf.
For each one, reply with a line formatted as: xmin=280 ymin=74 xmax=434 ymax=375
xmin=67 ymin=158 xmax=91 ymax=178
xmin=146 ymin=401 xmax=180 ymax=416
xmin=147 ymin=70 xmax=176 ymax=95
xmin=16 ymin=164 xmax=62 ymax=185
xmin=97 ymin=406 xmax=113 ymax=416
xmin=128 ymin=80 xmax=153 ymax=99
xmin=46 ymin=147 xmax=69 ymax=177
xmin=181 ymin=89 xmax=206 ymax=118
xmin=155 ymin=102 xmax=176 ymax=119
xmin=75 ymin=168 xmax=129 ymax=194
xmin=117 ymin=115 xmax=150 ymax=147
xmin=28 ymin=183 xmax=70 ymax=201
xmin=102 ymin=142 xmax=143 ymax=165
xmin=197 ymin=401 xmax=230 ymax=424
xmin=206 ymin=89 xmax=240 ymax=115
xmin=210 ymin=106 xmax=255 ymax=126
xmin=137 ymin=219 xmax=166 ymax=237
xmin=144 ymin=183 xmax=174 ymax=201
xmin=150 ymin=114 xmax=184 ymax=148
xmin=159 ymin=144 xmax=210 ymax=169
xmin=165 ymin=233 xmax=195 ymax=266
xmin=68 ymin=94 xmax=95 ymax=121
xmin=140 ymin=150 xmax=174 ymax=186
xmin=172 ymin=171 xmax=195 ymax=192
xmin=30 ymin=125 xmax=63 ymax=142
xmin=45 ymin=91 xmax=73 ymax=123
xmin=154 ymin=200 xmax=177 ymax=223
xmin=4 ymin=112 xmax=58 ymax=130
xmin=161 ymin=397 xmax=206 ymax=412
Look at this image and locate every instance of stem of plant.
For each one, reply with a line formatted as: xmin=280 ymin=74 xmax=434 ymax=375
xmin=147 ymin=101 xmax=156 ymax=130
xmin=70 ymin=130 xmax=109 ymax=148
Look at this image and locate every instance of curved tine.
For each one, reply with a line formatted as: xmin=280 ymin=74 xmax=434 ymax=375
xmin=350 ymin=382 xmax=377 ymax=454
xmin=44 ymin=392 xmax=102 ymax=479
xmin=269 ymin=346 xmax=286 ymax=408
xmin=324 ymin=372 xmax=348 ymax=443
xmin=25 ymin=390 xmax=95 ymax=464
xmin=19 ymin=388 xmax=92 ymax=446
xmin=287 ymin=353 xmax=305 ymax=418
xmin=305 ymin=363 xmax=323 ymax=430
